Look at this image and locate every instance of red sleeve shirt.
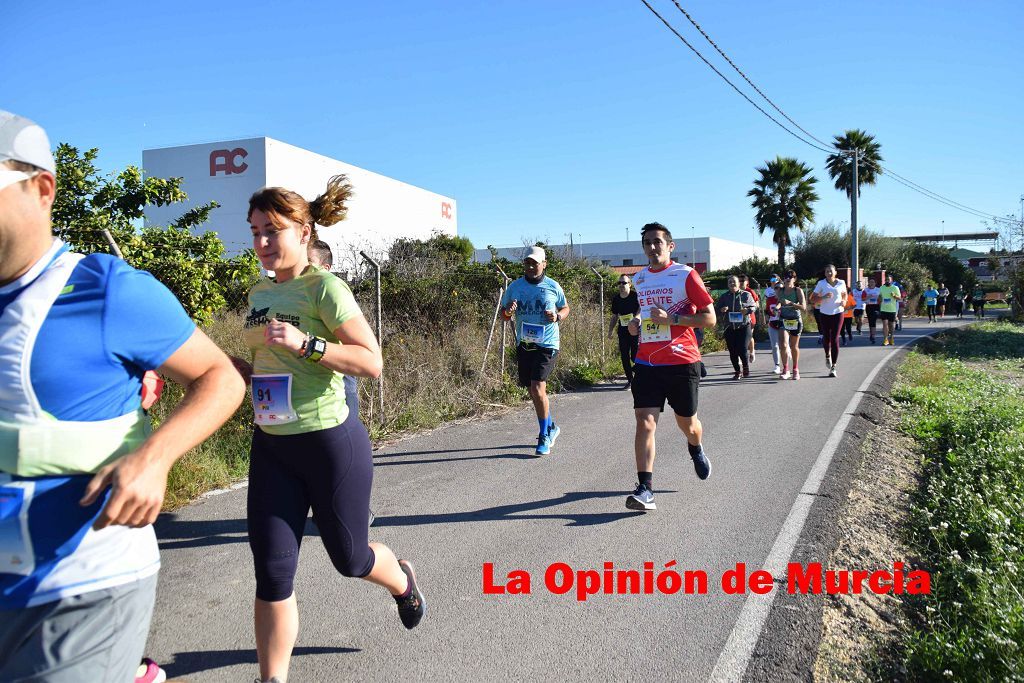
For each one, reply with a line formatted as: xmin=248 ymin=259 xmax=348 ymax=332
xmin=633 ymin=262 xmax=714 ymax=366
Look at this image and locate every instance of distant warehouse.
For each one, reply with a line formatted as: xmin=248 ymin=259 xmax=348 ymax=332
xmin=143 ymin=137 xmax=457 ymax=271
xmin=474 ymin=237 xmax=775 ymax=275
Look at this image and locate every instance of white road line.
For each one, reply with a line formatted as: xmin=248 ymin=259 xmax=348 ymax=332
xmin=708 ymin=323 xmax=960 ymax=682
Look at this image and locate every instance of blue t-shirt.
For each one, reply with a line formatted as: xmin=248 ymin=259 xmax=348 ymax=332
xmin=500 ymin=276 xmax=568 ymax=350
xmin=1 ymin=249 xmax=196 ymax=608
xmin=924 ymin=288 xmax=938 ymax=306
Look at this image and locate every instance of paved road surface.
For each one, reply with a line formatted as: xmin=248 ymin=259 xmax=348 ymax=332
xmin=148 ymin=317 xmax=965 ymax=681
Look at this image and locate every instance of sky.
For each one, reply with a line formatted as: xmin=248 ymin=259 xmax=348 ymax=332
xmin=3 ymin=0 xmax=1022 ymax=251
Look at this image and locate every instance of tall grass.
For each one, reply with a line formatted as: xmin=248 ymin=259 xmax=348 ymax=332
xmin=892 ymin=321 xmax=1024 ymax=680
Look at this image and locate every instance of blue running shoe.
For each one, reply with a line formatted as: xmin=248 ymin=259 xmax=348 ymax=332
xmin=691 ymin=446 xmax=712 ymax=480
xmin=625 ymin=483 xmax=656 ymax=511
xmin=547 ymin=423 xmax=561 ymax=448
xmin=535 ymin=431 xmax=552 ymax=456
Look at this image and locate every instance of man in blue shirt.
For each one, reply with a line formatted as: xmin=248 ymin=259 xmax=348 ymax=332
xmin=0 ymin=111 xmax=245 ymax=681
xmin=923 ymin=284 xmax=939 ymax=323
xmin=500 ymin=247 xmax=570 ymax=455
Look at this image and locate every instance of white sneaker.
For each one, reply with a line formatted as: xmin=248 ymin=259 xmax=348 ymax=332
xmin=780 ymin=370 xmax=791 ymax=379
xmin=828 ymin=365 xmax=837 ymax=378
xmin=824 ymin=354 xmax=832 ymax=372
xmin=773 ymin=364 xmax=781 ymax=375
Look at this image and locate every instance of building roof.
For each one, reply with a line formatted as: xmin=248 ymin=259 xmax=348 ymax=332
xmin=949 ymin=247 xmax=987 ymax=260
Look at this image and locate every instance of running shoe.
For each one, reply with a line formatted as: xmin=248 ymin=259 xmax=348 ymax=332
xmin=824 ymin=354 xmax=832 ymax=372
xmin=780 ymin=370 xmax=791 ymax=380
xmin=396 ymin=560 xmax=426 ymax=629
xmin=793 ymin=369 xmax=800 ymax=381
xmin=626 ymin=483 xmax=656 ymax=511
xmin=690 ymin=446 xmax=712 ymax=480
xmin=773 ymin=364 xmax=781 ymax=375
xmin=535 ymin=431 xmax=552 ymax=456
xmin=547 ymin=423 xmax=561 ymax=448
xmin=742 ymin=368 xmax=750 ymax=378
xmin=135 ymin=659 xmax=166 ymax=683
xmin=828 ymin=365 xmax=837 ymax=378
xmin=732 ymin=371 xmax=741 ymax=380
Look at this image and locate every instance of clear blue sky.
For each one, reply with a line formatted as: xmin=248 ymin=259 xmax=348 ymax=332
xmin=4 ymin=0 xmax=1022 ymax=251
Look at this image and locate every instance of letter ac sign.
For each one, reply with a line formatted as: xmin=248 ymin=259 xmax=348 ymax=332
xmin=441 ymin=202 xmax=453 ymax=219
xmin=209 ymin=148 xmax=249 ymax=176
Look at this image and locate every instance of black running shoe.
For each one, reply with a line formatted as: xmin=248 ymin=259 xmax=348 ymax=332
xmin=396 ymin=560 xmax=426 ymax=629
xmin=691 ymin=446 xmax=712 ymax=480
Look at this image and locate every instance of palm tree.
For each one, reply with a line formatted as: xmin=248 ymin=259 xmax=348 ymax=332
xmin=748 ymin=156 xmax=819 ymax=268
xmin=825 ymin=129 xmax=883 ymax=198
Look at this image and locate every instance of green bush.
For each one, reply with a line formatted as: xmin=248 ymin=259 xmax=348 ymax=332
xmin=892 ymin=321 xmax=1024 ymax=680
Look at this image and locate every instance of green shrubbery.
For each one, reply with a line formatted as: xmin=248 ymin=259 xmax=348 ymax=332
xmin=892 ymin=321 xmax=1024 ymax=680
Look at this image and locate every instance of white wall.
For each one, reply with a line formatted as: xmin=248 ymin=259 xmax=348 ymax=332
xmin=143 ymin=137 xmax=457 ymax=271
xmin=143 ymin=138 xmax=268 ymax=253
xmin=707 ymin=237 xmax=776 ymax=271
xmin=265 ymin=139 xmax=456 ymax=271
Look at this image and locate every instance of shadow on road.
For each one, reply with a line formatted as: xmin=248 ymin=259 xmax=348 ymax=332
xmin=373 ymin=444 xmax=537 ymax=467
xmin=164 ymin=645 xmax=359 ymax=678
xmin=372 ymin=489 xmax=670 ymax=528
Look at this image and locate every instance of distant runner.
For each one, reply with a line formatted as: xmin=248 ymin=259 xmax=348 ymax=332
xmin=852 ymin=280 xmax=865 ymax=336
xmin=810 ymin=264 xmax=848 ymax=378
xmin=879 ymin=275 xmax=901 ymax=345
xmin=863 ymin=276 xmax=881 ymax=344
xmin=716 ymin=275 xmax=757 ymax=380
xmin=923 ymin=283 xmax=939 ymax=323
xmin=625 ymin=222 xmax=715 ymax=511
xmin=777 ymin=270 xmax=806 ymax=380
xmin=936 ymin=282 xmax=949 ymax=319
xmin=501 ymin=246 xmax=570 ymax=455
xmin=607 ymin=274 xmax=640 ymax=389
xmin=764 ymin=274 xmax=783 ymax=374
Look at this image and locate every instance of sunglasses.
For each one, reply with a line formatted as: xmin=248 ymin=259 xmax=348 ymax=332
xmin=0 ymin=169 xmax=39 ymax=192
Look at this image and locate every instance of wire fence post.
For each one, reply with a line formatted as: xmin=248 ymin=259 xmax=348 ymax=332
xmin=494 ymin=263 xmax=511 ymax=379
xmin=360 ymin=251 xmax=384 ymax=426
xmin=478 ymin=286 xmax=505 ymax=390
xmin=590 ymin=266 xmax=604 ymax=358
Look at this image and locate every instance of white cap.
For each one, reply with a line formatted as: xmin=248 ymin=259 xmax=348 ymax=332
xmin=523 ymin=246 xmax=546 ymax=263
xmin=0 ymin=111 xmax=55 ymax=174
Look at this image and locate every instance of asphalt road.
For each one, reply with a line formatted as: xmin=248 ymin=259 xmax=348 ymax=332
xmin=147 ymin=316 xmax=967 ymax=682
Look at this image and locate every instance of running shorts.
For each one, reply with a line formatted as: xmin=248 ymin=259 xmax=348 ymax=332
xmin=516 ymin=343 xmax=558 ymax=386
xmin=631 ymin=362 xmax=700 ymax=417
xmin=866 ymin=304 xmax=879 ymax=325
xmin=879 ymin=310 xmax=896 ymax=322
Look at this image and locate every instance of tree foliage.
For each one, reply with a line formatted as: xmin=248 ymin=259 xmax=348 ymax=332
xmin=53 ymin=143 xmax=260 ymax=324
xmin=748 ymin=156 xmax=819 ymax=267
xmin=825 ymin=129 xmax=883 ymax=199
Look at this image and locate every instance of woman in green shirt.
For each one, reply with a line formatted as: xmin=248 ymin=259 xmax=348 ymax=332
xmin=234 ymin=177 xmax=426 ymax=683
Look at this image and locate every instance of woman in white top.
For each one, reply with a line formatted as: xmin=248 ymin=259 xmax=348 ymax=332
xmin=809 ymin=264 xmax=848 ymax=378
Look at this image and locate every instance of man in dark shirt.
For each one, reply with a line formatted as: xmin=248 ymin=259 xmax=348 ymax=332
xmin=607 ymin=274 xmax=640 ymax=388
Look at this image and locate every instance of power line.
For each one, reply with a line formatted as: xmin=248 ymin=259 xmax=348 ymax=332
xmin=668 ymin=1 xmax=839 ymax=152
xmin=638 ymin=0 xmax=837 ymax=155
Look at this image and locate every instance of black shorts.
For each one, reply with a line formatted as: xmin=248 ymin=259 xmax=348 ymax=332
xmin=880 ymin=310 xmax=896 ymax=322
xmin=631 ymin=362 xmax=700 ymax=418
xmin=853 ymin=308 xmax=864 ymax=319
xmin=779 ymin=318 xmax=803 ymax=336
xmin=517 ymin=343 xmax=558 ymax=386
xmin=866 ymin=304 xmax=880 ymax=324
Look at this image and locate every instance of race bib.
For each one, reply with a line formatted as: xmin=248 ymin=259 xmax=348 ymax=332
xmin=521 ymin=322 xmax=545 ymax=343
xmin=728 ymin=311 xmax=744 ymax=324
xmin=618 ymin=314 xmax=634 ymax=327
xmin=0 ymin=479 xmax=36 ymax=577
xmin=883 ymin=298 xmax=892 ymax=304
xmin=783 ymin=318 xmax=800 ymax=331
xmin=641 ymin=318 xmax=670 ymax=342
xmin=926 ymin=298 xmax=936 ymax=305
xmin=251 ymin=374 xmax=298 ymax=425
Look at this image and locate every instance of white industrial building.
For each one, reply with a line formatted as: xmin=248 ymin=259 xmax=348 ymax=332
xmin=474 ymin=236 xmax=776 ymax=274
xmin=143 ymin=137 xmax=457 ymax=271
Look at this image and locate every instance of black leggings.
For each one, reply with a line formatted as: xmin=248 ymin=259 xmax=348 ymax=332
xmin=819 ymin=312 xmax=843 ymax=363
xmin=617 ymin=329 xmax=639 ymax=382
xmin=724 ymin=326 xmax=752 ymax=372
xmin=248 ymin=409 xmax=375 ymax=602
xmin=841 ymin=317 xmax=852 ymax=340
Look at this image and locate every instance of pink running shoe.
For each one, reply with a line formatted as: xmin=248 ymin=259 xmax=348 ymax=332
xmin=136 ymin=658 xmax=167 ymax=683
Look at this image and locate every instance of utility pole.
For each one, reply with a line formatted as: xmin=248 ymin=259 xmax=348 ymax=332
xmin=850 ymin=149 xmax=859 ymax=285
xmin=691 ymin=226 xmax=696 ymax=269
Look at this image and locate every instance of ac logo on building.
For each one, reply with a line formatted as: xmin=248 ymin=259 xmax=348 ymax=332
xmin=441 ymin=202 xmax=453 ymax=219
xmin=209 ymin=148 xmax=249 ymax=176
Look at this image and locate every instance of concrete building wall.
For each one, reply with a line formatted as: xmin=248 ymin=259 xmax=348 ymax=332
xmin=143 ymin=137 xmax=457 ymax=271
